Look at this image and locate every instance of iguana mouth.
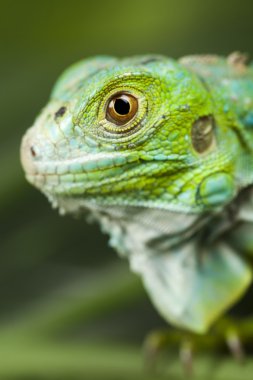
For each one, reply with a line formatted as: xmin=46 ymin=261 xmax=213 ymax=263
xmin=21 ymin=127 xmax=188 ymax=199
xmin=21 ymin=129 xmax=138 ymax=176
xmin=21 ymin=129 xmax=140 ymax=192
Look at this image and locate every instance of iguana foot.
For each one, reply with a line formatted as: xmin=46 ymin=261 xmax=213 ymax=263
xmin=143 ymin=328 xmax=194 ymax=375
xmin=143 ymin=318 xmax=250 ymax=375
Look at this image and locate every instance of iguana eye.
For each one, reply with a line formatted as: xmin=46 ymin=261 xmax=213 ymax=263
xmin=191 ymin=115 xmax=215 ymax=153
xmin=106 ymin=92 xmax=138 ymax=125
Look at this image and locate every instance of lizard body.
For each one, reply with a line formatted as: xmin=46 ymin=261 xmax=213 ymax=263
xmin=21 ymin=54 xmax=253 ymax=333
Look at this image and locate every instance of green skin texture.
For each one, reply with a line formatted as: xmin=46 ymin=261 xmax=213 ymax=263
xmin=21 ymin=54 xmax=253 ymax=334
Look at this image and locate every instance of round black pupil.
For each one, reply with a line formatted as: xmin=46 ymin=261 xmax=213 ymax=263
xmin=114 ymin=98 xmax=130 ymax=115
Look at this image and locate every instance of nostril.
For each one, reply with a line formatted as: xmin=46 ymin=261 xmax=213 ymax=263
xmin=20 ymin=132 xmax=38 ymax=175
xmin=30 ymin=146 xmax=37 ymax=157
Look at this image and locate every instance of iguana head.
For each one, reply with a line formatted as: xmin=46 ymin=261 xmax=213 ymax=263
xmin=21 ymin=55 xmax=241 ymax=214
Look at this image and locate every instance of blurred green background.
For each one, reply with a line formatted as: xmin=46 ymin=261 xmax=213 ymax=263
xmin=1 ymin=0 xmax=253 ymax=378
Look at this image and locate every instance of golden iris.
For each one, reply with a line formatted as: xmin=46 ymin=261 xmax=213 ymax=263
xmin=106 ymin=92 xmax=138 ymax=125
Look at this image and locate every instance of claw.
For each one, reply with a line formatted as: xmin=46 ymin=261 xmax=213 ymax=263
xmin=143 ymin=333 xmax=159 ymax=371
xmin=226 ymin=329 xmax=245 ymax=363
xmin=179 ymin=340 xmax=194 ymax=376
xmin=143 ymin=330 xmax=169 ymax=372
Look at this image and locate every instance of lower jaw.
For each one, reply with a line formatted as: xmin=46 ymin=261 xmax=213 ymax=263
xmin=43 ymin=190 xmax=202 ymax=218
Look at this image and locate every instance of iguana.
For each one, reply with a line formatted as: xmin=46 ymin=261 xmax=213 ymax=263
xmin=20 ymin=53 xmax=253 ymax=339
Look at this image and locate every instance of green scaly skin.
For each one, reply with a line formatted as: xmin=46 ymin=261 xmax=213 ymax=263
xmin=21 ymin=53 xmax=253 ymax=334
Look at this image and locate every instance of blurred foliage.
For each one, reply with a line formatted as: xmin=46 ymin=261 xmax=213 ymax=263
xmin=1 ymin=0 xmax=253 ymax=378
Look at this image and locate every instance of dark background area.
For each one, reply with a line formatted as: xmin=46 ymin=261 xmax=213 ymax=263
xmin=1 ymin=0 xmax=253 ymax=378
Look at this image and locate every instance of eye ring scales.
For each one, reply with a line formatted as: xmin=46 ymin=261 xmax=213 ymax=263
xmin=106 ymin=92 xmax=138 ymax=126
